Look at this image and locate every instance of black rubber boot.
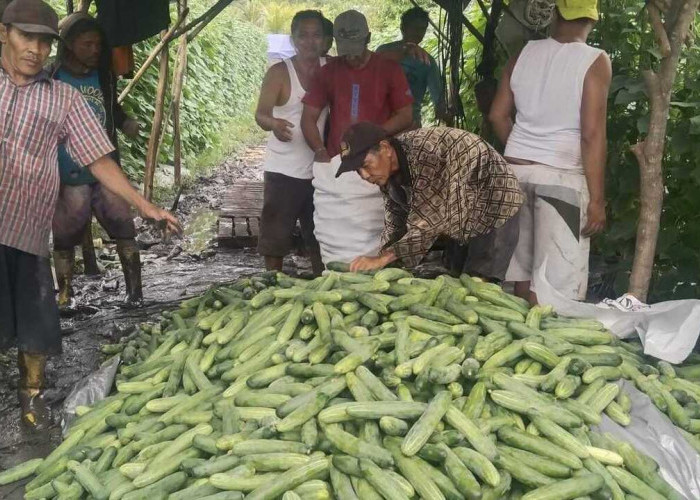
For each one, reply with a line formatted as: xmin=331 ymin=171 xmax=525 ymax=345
xmin=116 ymin=239 xmax=143 ymax=305
xmin=18 ymin=352 xmax=49 ymax=431
xmin=53 ymin=249 xmax=75 ymax=308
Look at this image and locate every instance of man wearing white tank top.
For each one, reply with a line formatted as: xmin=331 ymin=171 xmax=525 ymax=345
xmin=255 ymin=10 xmax=327 ymax=275
xmin=489 ymin=0 xmax=612 ymax=303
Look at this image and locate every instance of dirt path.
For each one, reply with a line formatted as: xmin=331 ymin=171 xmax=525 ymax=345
xmin=0 ymin=145 xmax=316 ymax=498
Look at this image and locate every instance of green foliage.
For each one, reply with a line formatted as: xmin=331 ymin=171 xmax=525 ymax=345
xmin=234 ymin=0 xmax=416 ymax=36
xmin=590 ymin=1 xmax=700 ymax=301
xmin=449 ymin=1 xmax=700 ymax=300
xmin=118 ymin=8 xmax=266 ymax=180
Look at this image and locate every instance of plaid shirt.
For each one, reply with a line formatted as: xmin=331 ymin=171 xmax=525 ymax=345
xmin=0 ymin=67 xmax=115 ymax=257
xmin=382 ymin=127 xmax=525 ymax=267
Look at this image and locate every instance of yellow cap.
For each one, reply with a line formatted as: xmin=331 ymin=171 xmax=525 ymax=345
xmin=556 ymin=0 xmax=599 ymax=21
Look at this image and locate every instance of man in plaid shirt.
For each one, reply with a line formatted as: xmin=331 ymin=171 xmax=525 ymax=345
xmin=335 ymin=122 xmax=524 ymax=276
xmin=0 ymin=0 xmax=180 ymax=429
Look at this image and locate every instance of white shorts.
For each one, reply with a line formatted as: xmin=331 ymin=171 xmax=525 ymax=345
xmin=505 ymin=163 xmax=590 ymax=300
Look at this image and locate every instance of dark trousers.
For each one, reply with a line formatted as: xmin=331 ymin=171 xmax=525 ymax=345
xmin=443 ymin=211 xmax=521 ymax=282
xmin=0 ymin=245 xmax=61 ymax=354
xmin=258 ymin=171 xmax=320 ymax=259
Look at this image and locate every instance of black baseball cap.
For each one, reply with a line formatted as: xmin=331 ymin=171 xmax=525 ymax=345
xmin=2 ymin=0 xmax=60 ymax=38
xmin=336 ymin=122 xmax=388 ymax=178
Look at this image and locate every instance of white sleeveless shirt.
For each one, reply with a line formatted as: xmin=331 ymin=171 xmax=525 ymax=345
xmin=263 ymin=57 xmax=327 ymax=179
xmin=504 ymin=38 xmax=603 ymax=172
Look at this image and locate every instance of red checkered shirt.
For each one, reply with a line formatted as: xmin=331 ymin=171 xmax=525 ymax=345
xmin=0 ymin=67 xmax=115 ymax=257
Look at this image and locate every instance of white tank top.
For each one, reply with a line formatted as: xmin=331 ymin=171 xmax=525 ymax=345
xmin=504 ymin=38 xmax=603 ymax=172
xmin=263 ymin=57 xmax=327 ymax=179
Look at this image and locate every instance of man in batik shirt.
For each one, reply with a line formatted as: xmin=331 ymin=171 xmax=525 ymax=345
xmin=336 ymin=122 xmax=524 ymax=279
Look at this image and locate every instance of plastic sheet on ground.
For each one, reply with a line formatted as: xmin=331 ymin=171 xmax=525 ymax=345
xmin=595 ymin=380 xmax=700 ymax=499
xmin=533 ymin=258 xmax=700 ymax=363
xmin=61 ymin=355 xmax=120 ymax=436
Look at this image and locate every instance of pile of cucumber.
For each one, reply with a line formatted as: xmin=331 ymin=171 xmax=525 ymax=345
xmin=3 ymin=264 xmax=700 ymax=499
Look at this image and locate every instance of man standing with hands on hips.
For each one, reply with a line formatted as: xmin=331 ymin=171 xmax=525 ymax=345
xmin=0 ymin=0 xmax=180 ymax=429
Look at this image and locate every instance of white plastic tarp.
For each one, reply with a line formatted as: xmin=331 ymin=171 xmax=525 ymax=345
xmin=596 ymin=380 xmax=700 ymax=499
xmin=533 ymin=259 xmax=700 ymax=363
xmin=61 ymin=355 xmax=120 ymax=436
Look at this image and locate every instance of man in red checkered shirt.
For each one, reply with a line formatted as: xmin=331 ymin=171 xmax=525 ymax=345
xmin=0 ymin=0 xmax=180 ymax=429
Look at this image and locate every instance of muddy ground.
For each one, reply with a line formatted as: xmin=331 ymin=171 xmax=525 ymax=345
xmin=0 ymin=146 xmax=323 ymax=498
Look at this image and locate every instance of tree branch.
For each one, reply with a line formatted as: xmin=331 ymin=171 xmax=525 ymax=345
xmin=433 ymin=0 xmax=486 ymax=44
xmin=474 ymin=0 xmax=490 ymax=19
xmin=648 ymin=4 xmax=671 ymax=58
xmin=630 ymin=141 xmax=647 ymax=169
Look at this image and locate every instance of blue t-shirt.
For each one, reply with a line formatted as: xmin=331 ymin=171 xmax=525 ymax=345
xmin=376 ymin=41 xmax=442 ymax=124
xmin=56 ymin=69 xmax=106 ymax=185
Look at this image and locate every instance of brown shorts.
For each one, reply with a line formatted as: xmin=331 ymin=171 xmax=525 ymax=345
xmin=258 ymin=172 xmax=320 ymax=258
xmin=52 ymin=182 xmax=136 ymax=250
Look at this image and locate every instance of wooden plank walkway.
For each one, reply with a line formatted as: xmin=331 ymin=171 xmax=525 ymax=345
xmin=216 ymin=176 xmax=303 ymax=251
xmin=218 ymin=181 xmax=264 ymax=248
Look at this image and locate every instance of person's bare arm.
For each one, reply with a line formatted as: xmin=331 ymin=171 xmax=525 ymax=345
xmin=255 ymin=63 xmax=293 ymax=142
xmin=377 ymin=42 xmax=431 ymax=65
xmin=382 ymin=104 xmax=413 ymax=136
xmin=350 ymin=250 xmax=396 ymax=271
xmin=88 ymin=156 xmax=181 ymax=234
xmin=301 ymin=104 xmax=330 ymax=162
xmin=580 ymin=53 xmax=612 ymax=237
xmin=489 ymin=56 xmax=518 ymax=146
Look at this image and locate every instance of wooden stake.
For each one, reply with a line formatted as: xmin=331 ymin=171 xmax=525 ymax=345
xmin=143 ymin=31 xmax=170 ymax=201
xmin=172 ymin=1 xmax=189 ymax=188
xmin=118 ymin=9 xmax=188 ymax=104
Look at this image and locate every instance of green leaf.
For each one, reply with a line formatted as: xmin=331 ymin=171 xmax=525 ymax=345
xmin=690 ymin=115 xmax=700 ymax=135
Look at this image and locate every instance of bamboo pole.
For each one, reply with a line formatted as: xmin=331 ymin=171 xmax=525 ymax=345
xmin=172 ymin=0 xmax=189 ymax=188
xmin=117 ymin=9 xmax=188 ymax=104
xmin=172 ymin=0 xmax=233 ymax=39
xmin=143 ymin=31 xmax=171 ymax=201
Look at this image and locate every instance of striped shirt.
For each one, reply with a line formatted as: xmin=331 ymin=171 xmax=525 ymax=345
xmin=0 ymin=67 xmax=115 ymax=257
xmin=382 ymin=128 xmax=525 ymax=267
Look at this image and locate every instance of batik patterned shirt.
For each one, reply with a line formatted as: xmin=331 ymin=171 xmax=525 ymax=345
xmin=382 ymin=127 xmax=525 ymax=266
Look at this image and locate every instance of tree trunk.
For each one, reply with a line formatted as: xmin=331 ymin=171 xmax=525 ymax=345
xmin=143 ymin=32 xmax=170 ymax=201
xmin=628 ymin=0 xmax=699 ymax=301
